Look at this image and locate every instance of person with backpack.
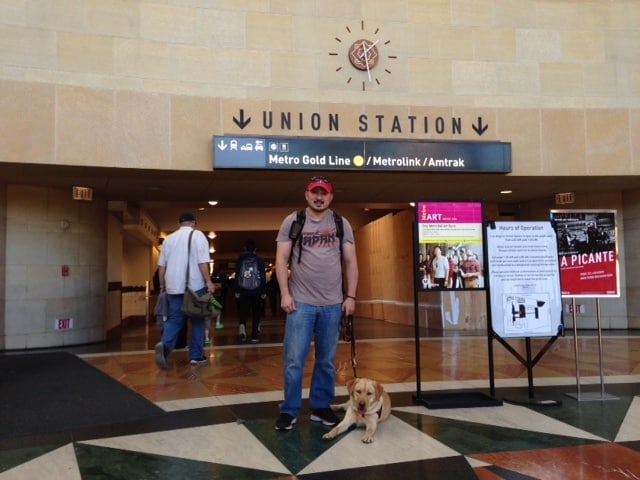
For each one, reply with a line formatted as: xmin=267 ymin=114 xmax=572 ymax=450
xmin=273 ymin=176 xmax=359 ymax=431
xmin=234 ymin=239 xmax=267 ymax=343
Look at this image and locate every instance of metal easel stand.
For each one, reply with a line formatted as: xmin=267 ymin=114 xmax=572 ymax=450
xmin=565 ymin=297 xmax=618 ymax=402
xmin=413 ymin=303 xmax=502 ymax=409
xmin=496 ymin=330 xmax=563 ymax=407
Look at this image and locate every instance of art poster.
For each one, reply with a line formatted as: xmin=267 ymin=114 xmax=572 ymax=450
xmin=415 ymin=201 xmax=484 ymax=291
xmin=550 ymin=210 xmax=619 ymax=298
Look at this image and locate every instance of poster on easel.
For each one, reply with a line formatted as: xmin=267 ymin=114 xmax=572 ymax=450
xmin=486 ymin=221 xmax=563 ymax=338
xmin=415 ymin=201 xmax=484 ymax=291
xmin=549 ymin=210 xmax=619 ymax=298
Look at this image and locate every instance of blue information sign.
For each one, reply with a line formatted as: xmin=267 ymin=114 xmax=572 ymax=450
xmin=213 ymin=136 xmax=511 ymax=173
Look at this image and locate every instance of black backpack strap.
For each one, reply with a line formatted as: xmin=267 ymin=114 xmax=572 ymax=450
xmin=333 ymin=212 xmax=344 ymax=263
xmin=288 ymin=210 xmax=306 ymax=264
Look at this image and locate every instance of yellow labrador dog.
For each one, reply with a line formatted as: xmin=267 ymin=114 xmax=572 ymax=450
xmin=323 ymin=377 xmax=391 ymax=443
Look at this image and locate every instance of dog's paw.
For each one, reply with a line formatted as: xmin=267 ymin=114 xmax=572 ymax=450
xmin=322 ymin=431 xmax=337 ymax=441
xmin=361 ymin=434 xmax=374 ymax=443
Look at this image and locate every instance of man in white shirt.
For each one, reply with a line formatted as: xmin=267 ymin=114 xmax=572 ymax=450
xmin=431 ymin=245 xmax=449 ymax=288
xmin=155 ymin=213 xmax=215 ymax=368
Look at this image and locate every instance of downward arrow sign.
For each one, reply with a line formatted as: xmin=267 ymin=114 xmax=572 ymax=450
xmin=472 ymin=117 xmax=488 ymax=136
xmin=233 ymin=109 xmax=251 ymax=129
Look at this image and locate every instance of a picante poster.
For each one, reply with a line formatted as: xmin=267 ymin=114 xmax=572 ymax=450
xmin=550 ymin=210 xmax=619 ymax=297
xmin=486 ymin=222 xmax=563 ymax=338
xmin=415 ymin=201 xmax=484 ymax=291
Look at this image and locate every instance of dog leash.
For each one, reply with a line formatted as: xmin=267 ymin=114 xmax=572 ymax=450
xmin=342 ymin=314 xmax=357 ymax=377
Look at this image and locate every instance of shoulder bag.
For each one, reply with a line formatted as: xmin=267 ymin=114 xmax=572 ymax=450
xmin=180 ymin=231 xmax=220 ymax=319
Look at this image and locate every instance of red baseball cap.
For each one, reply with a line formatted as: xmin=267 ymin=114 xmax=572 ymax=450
xmin=307 ymin=176 xmax=333 ymax=193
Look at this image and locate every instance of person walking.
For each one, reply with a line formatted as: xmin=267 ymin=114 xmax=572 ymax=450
xmin=234 ymin=239 xmax=267 ymax=343
xmin=155 ymin=212 xmax=215 ymax=368
xmin=273 ymin=176 xmax=359 ymax=431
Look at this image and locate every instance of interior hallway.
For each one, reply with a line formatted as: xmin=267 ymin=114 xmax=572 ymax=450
xmin=1 ymin=313 xmax=639 ymax=479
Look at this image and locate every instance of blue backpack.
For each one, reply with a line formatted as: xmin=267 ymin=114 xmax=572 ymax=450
xmin=237 ymin=255 xmax=260 ymax=291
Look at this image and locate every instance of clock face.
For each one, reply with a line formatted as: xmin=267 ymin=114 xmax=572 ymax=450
xmin=348 ymin=39 xmax=379 ymax=71
xmin=329 ymin=21 xmax=396 ymax=91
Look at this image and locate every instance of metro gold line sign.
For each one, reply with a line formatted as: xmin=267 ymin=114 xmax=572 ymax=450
xmin=213 ymin=136 xmax=511 ymax=173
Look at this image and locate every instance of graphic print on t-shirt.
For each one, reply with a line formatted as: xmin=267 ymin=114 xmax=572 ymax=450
xmin=300 ymin=228 xmax=337 ymax=248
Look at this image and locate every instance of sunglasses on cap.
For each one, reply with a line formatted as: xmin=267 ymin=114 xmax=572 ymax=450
xmin=310 ymin=176 xmax=330 ymax=183
xmin=307 ymin=176 xmax=333 ymax=193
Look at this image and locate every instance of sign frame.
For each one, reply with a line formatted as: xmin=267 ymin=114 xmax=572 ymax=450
xmin=213 ymin=135 xmax=512 ymax=174
xmin=549 ymin=209 xmax=619 ymax=298
xmin=414 ymin=201 xmax=485 ymax=292
xmin=485 ymin=221 xmax=564 ymax=338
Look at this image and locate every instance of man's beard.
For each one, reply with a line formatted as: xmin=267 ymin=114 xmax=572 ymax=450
xmin=309 ymin=200 xmax=327 ymax=211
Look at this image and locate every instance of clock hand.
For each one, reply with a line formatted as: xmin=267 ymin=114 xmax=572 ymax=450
xmin=362 ymin=41 xmax=372 ymax=81
xmin=362 ymin=39 xmax=379 ymax=55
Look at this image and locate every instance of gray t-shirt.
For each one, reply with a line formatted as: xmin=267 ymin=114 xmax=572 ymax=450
xmin=276 ymin=209 xmax=354 ymax=306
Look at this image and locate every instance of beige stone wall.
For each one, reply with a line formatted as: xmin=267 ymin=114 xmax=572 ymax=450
xmin=622 ymin=190 xmax=640 ymax=329
xmin=3 ymin=186 xmax=107 ymax=349
xmin=0 ymin=183 xmax=6 ymax=349
xmin=0 ymin=1 xmax=639 ymax=174
xmin=1 ymin=1 xmax=638 ymax=106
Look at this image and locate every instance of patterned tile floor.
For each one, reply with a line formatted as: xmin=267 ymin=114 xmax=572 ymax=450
xmin=1 ymin=315 xmax=639 ymax=479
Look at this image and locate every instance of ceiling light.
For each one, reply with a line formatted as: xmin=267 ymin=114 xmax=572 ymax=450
xmin=409 ymin=202 xmax=415 ymax=207
xmin=208 ymin=200 xmax=219 ymax=206
xmin=500 ymin=190 xmax=513 ymax=195
xmin=208 ymin=231 xmax=216 ymax=239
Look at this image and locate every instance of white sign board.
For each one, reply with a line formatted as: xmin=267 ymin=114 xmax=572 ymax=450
xmin=486 ymin=222 xmax=563 ymax=338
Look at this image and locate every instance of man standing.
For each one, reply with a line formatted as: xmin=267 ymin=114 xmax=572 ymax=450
xmin=462 ymin=248 xmax=482 ymax=288
xmin=431 ymin=245 xmax=449 ymax=288
xmin=155 ymin=213 xmax=215 ymax=368
xmin=274 ymin=176 xmax=359 ymax=431
xmin=234 ymin=239 xmax=267 ymax=343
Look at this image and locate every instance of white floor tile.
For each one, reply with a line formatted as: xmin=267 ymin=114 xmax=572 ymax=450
xmin=80 ymin=423 xmax=290 ymax=475
xmin=299 ymin=415 xmax=459 ymax=475
xmin=0 ymin=444 xmax=80 ymax=480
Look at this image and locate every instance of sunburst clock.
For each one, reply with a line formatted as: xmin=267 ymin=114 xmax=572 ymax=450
xmin=329 ymin=20 xmax=396 ymax=91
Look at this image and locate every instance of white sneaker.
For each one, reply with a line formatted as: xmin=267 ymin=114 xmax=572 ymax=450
xmin=239 ymin=324 xmax=247 ymax=343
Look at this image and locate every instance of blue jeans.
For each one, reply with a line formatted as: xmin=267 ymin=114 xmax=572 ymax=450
xmin=161 ymin=289 xmax=206 ymax=360
xmin=280 ymin=301 xmax=342 ymax=418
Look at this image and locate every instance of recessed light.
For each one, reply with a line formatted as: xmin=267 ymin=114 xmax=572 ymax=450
xmin=500 ymin=190 xmax=513 ymax=195
xmin=208 ymin=200 xmax=219 ymax=206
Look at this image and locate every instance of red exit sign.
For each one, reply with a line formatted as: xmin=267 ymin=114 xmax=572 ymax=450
xmin=555 ymin=192 xmax=575 ymax=205
xmin=72 ymin=186 xmax=93 ymax=201
xmin=55 ymin=318 xmax=74 ymax=330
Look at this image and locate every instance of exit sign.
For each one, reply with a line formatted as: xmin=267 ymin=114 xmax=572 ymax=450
xmin=55 ymin=318 xmax=74 ymax=330
xmin=555 ymin=192 xmax=575 ymax=205
xmin=72 ymin=186 xmax=93 ymax=201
